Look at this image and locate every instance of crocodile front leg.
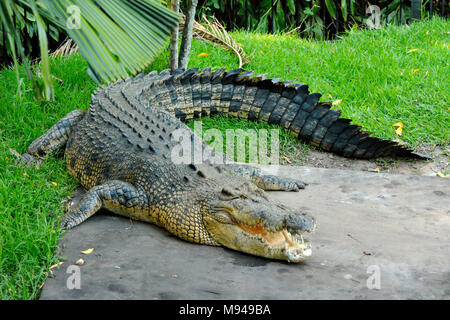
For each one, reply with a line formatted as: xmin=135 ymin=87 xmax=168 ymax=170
xmin=18 ymin=110 xmax=86 ymax=167
xmin=60 ymin=180 xmax=148 ymax=229
xmin=228 ymin=164 xmax=307 ymax=191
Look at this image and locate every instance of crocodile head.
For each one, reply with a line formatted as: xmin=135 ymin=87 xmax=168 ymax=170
xmin=202 ymin=181 xmax=316 ymax=263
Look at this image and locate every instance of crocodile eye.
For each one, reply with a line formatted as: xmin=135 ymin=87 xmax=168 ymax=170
xmin=219 ymin=187 xmax=240 ymax=200
xmin=219 ymin=187 xmax=249 ymax=201
xmin=221 ymin=187 xmax=236 ymax=197
xmin=211 ymin=211 xmax=234 ymax=224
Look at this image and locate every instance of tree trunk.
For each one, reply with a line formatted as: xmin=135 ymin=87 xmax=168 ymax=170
xmin=169 ymin=0 xmax=180 ymax=71
xmin=178 ymin=0 xmax=198 ymax=69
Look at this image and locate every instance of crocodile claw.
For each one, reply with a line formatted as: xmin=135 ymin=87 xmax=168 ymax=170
xmin=277 ymin=177 xmax=308 ymax=191
xmin=11 ymin=149 xmax=42 ymax=169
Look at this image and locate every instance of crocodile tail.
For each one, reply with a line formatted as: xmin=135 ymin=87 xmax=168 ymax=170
xmin=135 ymin=67 xmax=430 ymax=160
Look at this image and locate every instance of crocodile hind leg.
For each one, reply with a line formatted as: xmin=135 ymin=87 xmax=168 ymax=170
xmin=18 ymin=110 xmax=86 ymax=167
xmin=61 ymin=180 xmax=148 ymax=229
xmin=228 ymin=164 xmax=307 ymax=191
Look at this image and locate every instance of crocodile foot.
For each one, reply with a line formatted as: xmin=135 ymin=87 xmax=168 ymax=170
xmin=10 ymin=149 xmax=42 ymax=168
xmin=274 ymin=176 xmax=308 ymax=191
xmin=256 ymin=174 xmax=308 ymax=192
xmin=17 ymin=153 xmax=42 ymax=169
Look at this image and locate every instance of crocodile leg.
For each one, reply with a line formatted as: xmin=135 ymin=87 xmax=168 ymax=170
xmin=60 ymin=180 xmax=147 ymax=229
xmin=228 ymin=164 xmax=307 ymax=191
xmin=18 ymin=110 xmax=86 ymax=166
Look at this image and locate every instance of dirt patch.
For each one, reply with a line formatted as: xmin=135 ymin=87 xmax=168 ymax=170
xmin=281 ymin=144 xmax=449 ymax=177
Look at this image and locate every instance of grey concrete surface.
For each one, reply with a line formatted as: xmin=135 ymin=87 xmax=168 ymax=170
xmin=40 ymin=166 xmax=450 ymax=300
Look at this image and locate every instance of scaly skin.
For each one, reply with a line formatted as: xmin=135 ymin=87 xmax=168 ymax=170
xmin=19 ymin=68 xmax=428 ymax=262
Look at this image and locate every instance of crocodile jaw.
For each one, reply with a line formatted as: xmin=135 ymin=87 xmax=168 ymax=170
xmin=203 ymin=216 xmax=315 ymax=263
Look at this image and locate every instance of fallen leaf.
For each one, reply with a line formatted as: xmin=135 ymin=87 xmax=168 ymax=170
xmin=407 ymin=48 xmax=419 ymax=54
xmin=395 ymin=126 xmax=403 ymax=136
xmin=436 ymin=171 xmax=446 ymax=178
xmin=368 ymin=168 xmax=380 ymax=173
xmin=81 ymin=248 xmax=94 ymax=254
xmin=393 ymin=122 xmax=404 ymax=128
xmin=5 ymin=156 xmax=10 ymax=163
xmin=260 ymin=50 xmax=264 ymax=55
xmin=49 ymin=262 xmax=64 ymax=270
xmin=282 ymin=156 xmax=292 ymax=164
xmin=75 ymin=258 xmax=84 ymax=265
xmin=51 ymin=182 xmax=58 ymax=186
xmin=332 ymin=99 xmax=342 ymax=106
xmin=412 ymin=68 xmax=420 ymax=74
xmin=197 ymin=52 xmax=210 ymax=57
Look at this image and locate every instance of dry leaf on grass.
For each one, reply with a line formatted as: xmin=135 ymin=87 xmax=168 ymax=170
xmin=49 ymin=262 xmax=64 ymax=270
xmin=393 ymin=122 xmax=404 ymax=136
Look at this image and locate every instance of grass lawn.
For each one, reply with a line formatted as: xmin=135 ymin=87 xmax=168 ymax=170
xmin=0 ymin=17 xmax=448 ymax=299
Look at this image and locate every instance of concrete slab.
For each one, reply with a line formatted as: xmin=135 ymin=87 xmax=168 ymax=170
xmin=40 ymin=166 xmax=450 ymax=300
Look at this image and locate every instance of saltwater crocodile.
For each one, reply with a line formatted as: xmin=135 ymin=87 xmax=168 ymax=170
xmin=19 ymin=67 xmax=428 ymax=263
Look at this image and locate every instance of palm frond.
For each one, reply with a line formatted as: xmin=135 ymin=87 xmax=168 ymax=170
xmin=41 ymin=0 xmax=179 ymax=84
xmin=1 ymin=0 xmax=179 ymax=100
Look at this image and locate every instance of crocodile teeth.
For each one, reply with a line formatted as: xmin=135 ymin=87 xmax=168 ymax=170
xmin=283 ymin=231 xmax=312 ymax=263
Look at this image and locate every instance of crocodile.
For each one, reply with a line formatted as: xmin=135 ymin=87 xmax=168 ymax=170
xmin=19 ymin=67 xmax=429 ymax=263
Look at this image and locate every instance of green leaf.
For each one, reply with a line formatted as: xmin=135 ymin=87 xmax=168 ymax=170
xmin=274 ymin=0 xmax=285 ymax=32
xmin=350 ymin=0 xmax=357 ymax=15
xmin=29 ymin=0 xmax=54 ymax=100
xmin=287 ymin=0 xmax=296 ymax=15
xmin=341 ymin=0 xmax=348 ymax=22
xmin=325 ymin=0 xmax=337 ymax=19
xmin=303 ymin=8 xmax=314 ymax=16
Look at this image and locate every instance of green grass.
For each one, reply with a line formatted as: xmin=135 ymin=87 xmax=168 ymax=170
xmin=0 ymin=17 xmax=448 ymax=299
